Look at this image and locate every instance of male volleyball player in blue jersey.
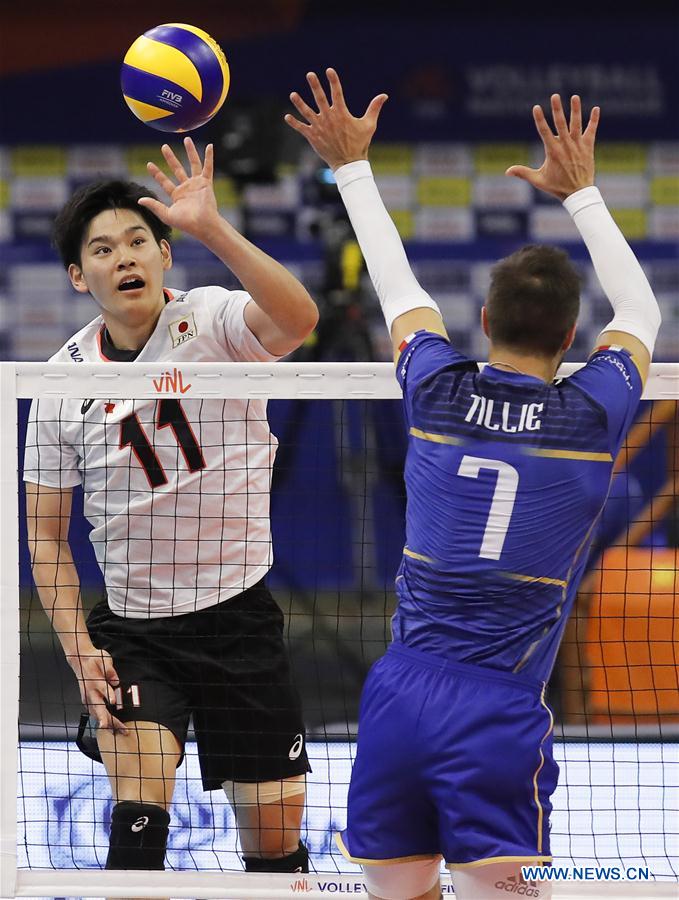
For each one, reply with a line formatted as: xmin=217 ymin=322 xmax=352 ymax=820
xmin=286 ymin=71 xmax=661 ymax=899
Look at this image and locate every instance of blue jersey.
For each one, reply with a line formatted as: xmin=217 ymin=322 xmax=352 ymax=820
xmin=393 ymin=331 xmax=643 ymax=683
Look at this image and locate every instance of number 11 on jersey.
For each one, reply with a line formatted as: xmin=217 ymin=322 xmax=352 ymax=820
xmin=119 ymin=399 xmax=206 ymax=488
xmin=113 ymin=684 xmax=141 ymax=710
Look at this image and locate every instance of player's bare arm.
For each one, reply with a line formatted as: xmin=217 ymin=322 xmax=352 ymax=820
xmin=507 ymin=94 xmax=659 ymax=383
xmin=286 ymin=68 xmax=447 ymax=356
xmin=25 ymin=482 xmax=127 ymax=734
xmin=140 ymin=137 xmax=318 ymax=357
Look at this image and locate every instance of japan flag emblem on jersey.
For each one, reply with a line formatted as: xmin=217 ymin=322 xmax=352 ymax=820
xmin=168 ymin=313 xmax=198 ymax=348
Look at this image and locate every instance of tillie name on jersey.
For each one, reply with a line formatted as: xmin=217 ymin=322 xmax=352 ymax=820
xmin=465 ymin=394 xmax=543 ymax=433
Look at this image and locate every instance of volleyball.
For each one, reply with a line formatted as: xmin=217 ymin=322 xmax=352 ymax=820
xmin=121 ymin=23 xmax=230 ymax=133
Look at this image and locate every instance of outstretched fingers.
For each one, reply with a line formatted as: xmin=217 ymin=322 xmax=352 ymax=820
xmin=569 ymin=95 xmax=582 ymax=138
xmin=183 ymin=136 xmax=203 ymax=178
xmin=146 ymin=161 xmax=176 ymax=198
xmin=364 ymin=93 xmax=389 ymax=126
xmin=532 ymin=104 xmax=557 ymax=148
xmin=584 ymin=105 xmax=601 ymax=143
xmin=306 ymin=71 xmax=330 ymax=112
xmin=137 ymin=194 xmax=171 ymax=222
xmin=284 ymin=112 xmax=312 ymax=136
xmin=326 ymin=67 xmax=347 ymax=110
xmin=160 ymin=143 xmax=188 ymax=183
xmin=202 ymin=142 xmax=214 ymax=181
xmin=505 ymin=163 xmax=539 ymax=186
xmin=550 ymin=94 xmax=571 ymax=141
xmin=289 ymin=90 xmax=317 ymax=124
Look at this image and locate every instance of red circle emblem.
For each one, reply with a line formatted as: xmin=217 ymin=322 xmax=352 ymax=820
xmin=178 ymin=321 xmax=188 ymax=333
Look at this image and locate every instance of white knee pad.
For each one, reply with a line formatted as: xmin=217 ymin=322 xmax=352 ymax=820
xmin=363 ymin=857 xmax=441 ymax=900
xmin=450 ymin=861 xmax=551 ymax=900
xmin=222 ymin=774 xmax=305 ymax=807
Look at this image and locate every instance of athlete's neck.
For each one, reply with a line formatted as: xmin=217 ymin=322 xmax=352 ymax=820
xmin=487 ymin=348 xmax=559 ymax=383
xmin=102 ymin=300 xmax=165 ymax=351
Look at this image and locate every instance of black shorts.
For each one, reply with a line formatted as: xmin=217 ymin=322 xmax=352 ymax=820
xmin=80 ymin=581 xmax=310 ymax=790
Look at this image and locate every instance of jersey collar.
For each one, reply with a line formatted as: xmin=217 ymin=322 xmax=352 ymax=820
xmin=97 ymin=289 xmax=174 ymax=362
xmin=482 ymin=364 xmax=548 ymax=385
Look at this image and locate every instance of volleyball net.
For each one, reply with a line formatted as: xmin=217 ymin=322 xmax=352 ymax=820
xmin=1 ymin=360 xmax=677 ymax=899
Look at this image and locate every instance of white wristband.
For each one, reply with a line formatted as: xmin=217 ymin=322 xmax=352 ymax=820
xmin=334 ymin=159 xmax=373 ymax=190
xmin=563 ymin=185 xmax=605 ymax=216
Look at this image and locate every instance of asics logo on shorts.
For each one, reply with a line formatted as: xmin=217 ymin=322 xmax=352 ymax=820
xmin=288 ymin=733 xmax=304 ymax=760
xmin=130 ymin=816 xmax=149 ymax=833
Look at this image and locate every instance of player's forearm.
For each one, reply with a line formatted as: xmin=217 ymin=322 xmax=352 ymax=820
xmin=564 ymin=186 xmax=661 ymax=354
xmin=200 ymin=216 xmax=318 ymax=339
xmin=334 ymin=161 xmax=440 ymax=333
xmin=30 ymin=542 xmax=92 ymax=659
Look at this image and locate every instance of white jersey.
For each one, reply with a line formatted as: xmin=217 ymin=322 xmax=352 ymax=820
xmin=24 ymin=286 xmax=281 ymax=618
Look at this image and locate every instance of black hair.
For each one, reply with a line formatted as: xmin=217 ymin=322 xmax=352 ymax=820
xmin=52 ymin=180 xmax=171 ymax=268
xmin=486 ymin=245 xmax=581 ymax=357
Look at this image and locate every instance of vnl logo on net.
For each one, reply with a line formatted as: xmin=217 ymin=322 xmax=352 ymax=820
xmin=290 ymin=879 xmax=366 ymax=893
xmin=521 ymin=865 xmax=652 ymax=882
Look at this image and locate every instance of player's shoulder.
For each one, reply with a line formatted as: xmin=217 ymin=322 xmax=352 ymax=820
xmin=562 ymin=344 xmax=641 ymax=401
xmin=556 ymin=344 xmax=643 ymax=444
xmin=397 ymin=329 xmax=477 ymax=389
xmin=558 ymin=345 xmax=644 ymax=454
xmin=47 ymin=315 xmax=104 ymax=362
xmin=173 ymin=284 xmax=250 ymax=312
xmin=162 ymin=285 xmax=258 ymax=356
xmin=397 ymin=328 xmax=450 ymax=357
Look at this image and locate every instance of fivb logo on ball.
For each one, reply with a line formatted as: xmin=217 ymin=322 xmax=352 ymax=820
xmin=121 ymin=23 xmax=230 ymax=132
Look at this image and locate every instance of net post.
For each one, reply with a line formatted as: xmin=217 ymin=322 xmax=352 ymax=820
xmin=0 ymin=363 xmax=19 ymax=898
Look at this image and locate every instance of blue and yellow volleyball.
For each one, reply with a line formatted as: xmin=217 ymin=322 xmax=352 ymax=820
xmin=121 ymin=23 xmax=230 ymax=132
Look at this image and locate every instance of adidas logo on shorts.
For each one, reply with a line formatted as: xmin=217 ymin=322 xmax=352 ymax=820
xmin=494 ymin=874 xmax=540 ymax=896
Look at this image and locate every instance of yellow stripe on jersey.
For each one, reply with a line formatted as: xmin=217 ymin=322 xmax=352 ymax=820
xmin=408 ymin=427 xmax=611 ymax=461
xmin=335 ymin=832 xmax=438 ymax=865
xmin=504 ymin=571 xmax=568 ymax=589
xmin=409 ymin=427 xmax=463 ymax=446
xmin=533 ymin=684 xmax=555 ymax=855
xmin=403 ymin=547 xmax=435 ymax=564
xmin=447 ymin=854 xmax=553 ymax=869
xmin=522 ymin=447 xmax=612 ymax=462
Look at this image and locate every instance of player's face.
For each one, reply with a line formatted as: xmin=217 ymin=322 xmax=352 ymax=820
xmin=68 ymin=208 xmax=172 ymax=326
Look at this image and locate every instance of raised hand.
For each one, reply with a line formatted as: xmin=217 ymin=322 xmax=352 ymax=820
xmin=506 ymin=94 xmax=600 ymax=201
xmin=285 ymin=68 xmax=388 ymax=171
xmin=139 ymin=137 xmax=219 ymax=239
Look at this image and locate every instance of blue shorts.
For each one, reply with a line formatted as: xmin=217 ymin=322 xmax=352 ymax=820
xmin=338 ymin=642 xmax=558 ymax=867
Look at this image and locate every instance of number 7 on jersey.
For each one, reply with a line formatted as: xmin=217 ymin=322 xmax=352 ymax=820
xmin=457 ymin=455 xmax=519 ymax=560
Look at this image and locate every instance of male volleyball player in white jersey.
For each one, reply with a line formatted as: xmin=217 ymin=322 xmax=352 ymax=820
xmin=24 ymin=138 xmax=317 ymax=876
xmin=286 ymin=72 xmax=661 ymax=899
